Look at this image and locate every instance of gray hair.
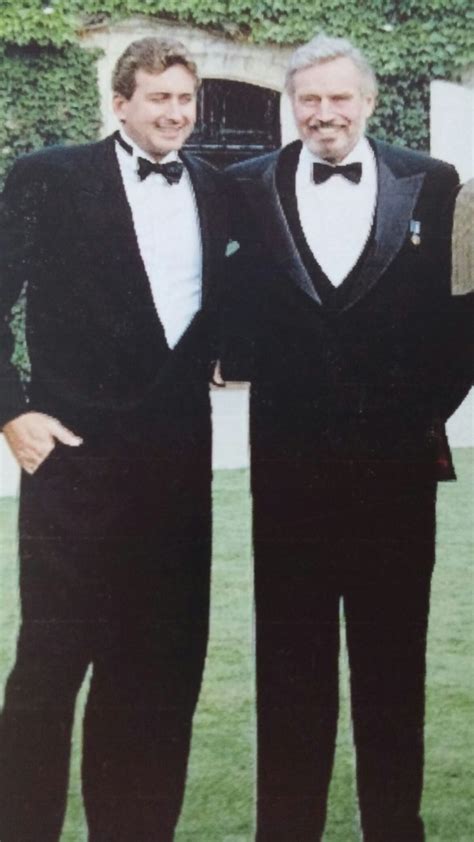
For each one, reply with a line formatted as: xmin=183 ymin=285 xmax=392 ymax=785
xmin=285 ymin=33 xmax=378 ymax=98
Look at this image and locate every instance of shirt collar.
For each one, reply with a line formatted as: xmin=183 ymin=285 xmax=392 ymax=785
xmin=299 ymin=136 xmax=374 ymax=184
xmin=117 ymin=128 xmax=180 ymax=172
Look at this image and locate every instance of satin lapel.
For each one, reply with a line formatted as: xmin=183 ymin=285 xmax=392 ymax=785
xmin=181 ymin=152 xmax=227 ymax=305
xmin=73 ymin=136 xmax=154 ymax=305
xmin=342 ymin=147 xmax=425 ymax=310
xmin=241 ymin=156 xmax=321 ymax=304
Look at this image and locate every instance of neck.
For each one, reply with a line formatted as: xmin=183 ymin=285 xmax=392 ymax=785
xmin=117 ymin=128 xmax=177 ymax=163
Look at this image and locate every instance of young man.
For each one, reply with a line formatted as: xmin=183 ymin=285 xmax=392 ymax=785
xmin=224 ymin=33 xmax=472 ymax=842
xmin=0 ymin=37 xmax=228 ymax=841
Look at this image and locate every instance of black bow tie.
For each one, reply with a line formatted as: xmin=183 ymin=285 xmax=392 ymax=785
xmin=312 ymin=161 xmax=362 ymax=185
xmin=136 ymin=157 xmax=184 ymax=184
xmin=113 ymin=131 xmax=184 ymax=185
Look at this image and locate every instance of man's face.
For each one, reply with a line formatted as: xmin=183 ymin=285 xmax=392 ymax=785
xmin=291 ymin=57 xmax=375 ymax=163
xmin=113 ymin=65 xmax=197 ymax=160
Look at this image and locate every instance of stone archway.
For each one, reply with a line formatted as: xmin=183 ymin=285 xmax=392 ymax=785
xmin=81 ymin=17 xmax=298 ymax=144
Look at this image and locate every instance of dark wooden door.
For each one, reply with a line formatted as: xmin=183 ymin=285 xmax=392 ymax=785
xmin=185 ymin=79 xmax=281 ymax=167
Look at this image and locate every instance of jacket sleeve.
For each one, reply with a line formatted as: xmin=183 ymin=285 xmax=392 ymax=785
xmin=218 ymin=170 xmax=267 ymax=383
xmin=219 ymin=248 xmax=263 ymax=383
xmin=0 ymin=157 xmax=42 ymax=427
xmin=438 ymin=292 xmax=473 ymax=422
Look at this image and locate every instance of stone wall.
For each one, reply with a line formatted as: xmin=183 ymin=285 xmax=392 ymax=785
xmin=82 ymin=17 xmax=298 ymax=140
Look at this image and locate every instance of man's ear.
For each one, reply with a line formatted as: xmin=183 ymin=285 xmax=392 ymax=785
xmin=112 ymin=93 xmax=127 ymax=122
xmin=364 ymin=93 xmax=376 ymax=120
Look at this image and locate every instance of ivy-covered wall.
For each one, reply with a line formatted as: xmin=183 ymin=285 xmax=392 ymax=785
xmin=0 ymin=1 xmax=471 ymax=379
xmin=0 ymin=43 xmax=101 ymax=185
xmin=0 ymin=0 xmax=472 ymax=188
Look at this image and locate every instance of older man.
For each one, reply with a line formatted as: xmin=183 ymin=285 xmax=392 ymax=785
xmin=224 ymin=33 xmax=472 ymax=842
xmin=0 ymin=37 xmax=228 ymax=841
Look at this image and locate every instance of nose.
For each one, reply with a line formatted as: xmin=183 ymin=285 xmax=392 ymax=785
xmin=165 ymin=98 xmax=182 ymax=121
xmin=316 ymin=98 xmax=334 ymax=122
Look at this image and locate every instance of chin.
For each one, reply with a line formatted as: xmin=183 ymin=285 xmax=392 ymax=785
xmin=310 ymin=143 xmax=339 ymax=162
xmin=153 ymin=142 xmax=182 ymax=158
xmin=320 ymin=143 xmax=347 ymax=164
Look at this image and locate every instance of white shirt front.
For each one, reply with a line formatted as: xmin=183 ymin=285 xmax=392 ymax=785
xmin=115 ymin=130 xmax=203 ymax=349
xmin=295 ymin=136 xmax=377 ymax=287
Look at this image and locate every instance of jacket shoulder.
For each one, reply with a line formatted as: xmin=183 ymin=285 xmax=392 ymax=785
xmin=373 ymin=138 xmax=457 ymax=178
xmin=182 ymin=151 xmax=226 ymax=180
xmin=227 ymin=148 xmax=282 ymax=180
xmin=6 ymin=138 xmax=106 ymax=182
xmin=183 ymin=151 xmax=217 ymax=173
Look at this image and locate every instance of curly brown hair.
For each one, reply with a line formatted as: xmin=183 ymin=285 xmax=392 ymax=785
xmin=112 ymin=37 xmax=200 ymax=99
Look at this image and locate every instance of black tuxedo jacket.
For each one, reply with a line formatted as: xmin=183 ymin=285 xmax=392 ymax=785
xmin=0 ymin=135 xmax=229 ymax=452
xmin=224 ymin=139 xmax=472 ymax=486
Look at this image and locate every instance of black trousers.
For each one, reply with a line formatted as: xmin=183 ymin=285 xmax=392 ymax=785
xmin=253 ymin=465 xmax=437 ymax=842
xmin=0 ymin=441 xmax=212 ymax=842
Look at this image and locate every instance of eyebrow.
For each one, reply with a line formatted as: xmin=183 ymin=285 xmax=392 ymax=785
xmin=145 ymin=91 xmax=195 ymax=98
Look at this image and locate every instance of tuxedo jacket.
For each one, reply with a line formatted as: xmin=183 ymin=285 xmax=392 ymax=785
xmin=0 ymin=135 xmax=229 ymax=455
xmin=224 ymin=139 xmax=472 ymax=487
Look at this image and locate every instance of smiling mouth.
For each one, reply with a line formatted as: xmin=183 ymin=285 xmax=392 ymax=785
xmin=156 ymin=125 xmax=184 ymax=135
xmin=311 ymin=125 xmax=344 ymax=134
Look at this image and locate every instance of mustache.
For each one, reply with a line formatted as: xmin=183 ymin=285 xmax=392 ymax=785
xmin=309 ymin=121 xmax=345 ymax=130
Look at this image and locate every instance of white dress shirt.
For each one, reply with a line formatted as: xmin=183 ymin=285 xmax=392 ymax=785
xmin=115 ymin=130 xmax=202 ymax=348
xmin=295 ymin=136 xmax=377 ymax=287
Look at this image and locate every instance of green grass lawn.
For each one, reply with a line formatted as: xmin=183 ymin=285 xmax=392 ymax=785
xmin=0 ymin=450 xmax=473 ymax=841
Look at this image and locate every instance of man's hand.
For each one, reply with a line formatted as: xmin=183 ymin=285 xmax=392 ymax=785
xmin=3 ymin=412 xmax=83 ymax=474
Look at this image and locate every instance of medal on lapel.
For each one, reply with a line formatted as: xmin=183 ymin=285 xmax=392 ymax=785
xmin=410 ymin=219 xmax=421 ymax=246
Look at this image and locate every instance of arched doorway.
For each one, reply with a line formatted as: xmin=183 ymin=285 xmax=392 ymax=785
xmin=186 ymin=79 xmax=281 ymax=167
